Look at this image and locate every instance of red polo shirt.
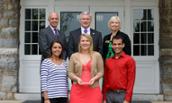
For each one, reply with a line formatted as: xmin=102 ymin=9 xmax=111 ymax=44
xmin=103 ymin=52 xmax=136 ymax=102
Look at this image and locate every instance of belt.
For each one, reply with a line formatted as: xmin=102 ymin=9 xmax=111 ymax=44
xmin=113 ymin=89 xmax=126 ymax=93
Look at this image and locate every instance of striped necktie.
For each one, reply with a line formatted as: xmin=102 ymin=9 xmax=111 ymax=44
xmin=54 ymin=28 xmax=59 ymax=36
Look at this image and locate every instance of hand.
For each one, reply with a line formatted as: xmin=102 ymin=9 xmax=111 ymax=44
xmin=123 ymin=100 xmax=129 ymax=103
xmin=89 ymin=78 xmax=96 ymax=85
xmin=77 ymin=78 xmax=83 ymax=85
xmin=44 ymin=99 xmax=50 ymax=103
xmin=103 ymin=100 xmax=106 ymax=103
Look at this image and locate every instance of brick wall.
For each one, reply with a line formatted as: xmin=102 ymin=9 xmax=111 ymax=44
xmin=159 ymin=0 xmax=172 ymax=101
xmin=0 ymin=0 xmax=20 ymax=100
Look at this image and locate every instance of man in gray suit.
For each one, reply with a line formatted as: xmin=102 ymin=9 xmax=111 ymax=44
xmin=68 ymin=11 xmax=103 ymax=57
xmin=39 ymin=12 xmax=67 ymax=61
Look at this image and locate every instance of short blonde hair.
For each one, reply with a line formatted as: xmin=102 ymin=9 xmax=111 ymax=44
xmin=108 ymin=16 xmax=121 ymax=29
xmin=78 ymin=34 xmax=93 ymax=54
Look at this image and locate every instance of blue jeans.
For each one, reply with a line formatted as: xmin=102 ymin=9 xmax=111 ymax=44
xmin=106 ymin=90 xmax=126 ymax=103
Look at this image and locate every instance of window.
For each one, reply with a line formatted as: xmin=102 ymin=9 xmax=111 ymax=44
xmin=133 ymin=9 xmax=154 ymax=56
xmin=24 ymin=8 xmax=46 ymax=55
xmin=95 ymin=12 xmax=118 ymax=37
xmin=60 ymin=12 xmax=81 ymax=41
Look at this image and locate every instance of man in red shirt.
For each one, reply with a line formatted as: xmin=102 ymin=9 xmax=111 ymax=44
xmin=103 ymin=35 xmax=136 ymax=103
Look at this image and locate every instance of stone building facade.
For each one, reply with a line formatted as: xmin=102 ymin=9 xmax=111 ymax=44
xmin=0 ymin=0 xmax=172 ymax=101
xmin=0 ymin=0 xmax=20 ymax=100
xmin=159 ymin=0 xmax=172 ymax=101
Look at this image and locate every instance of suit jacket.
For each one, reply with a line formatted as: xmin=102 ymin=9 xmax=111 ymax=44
xmin=68 ymin=28 xmax=103 ymax=57
xmin=68 ymin=51 xmax=104 ymax=88
xmin=103 ymin=30 xmax=131 ymax=59
xmin=39 ymin=26 xmax=67 ymax=61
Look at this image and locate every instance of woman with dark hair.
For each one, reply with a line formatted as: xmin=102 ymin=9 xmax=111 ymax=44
xmin=41 ymin=40 xmax=68 ymax=103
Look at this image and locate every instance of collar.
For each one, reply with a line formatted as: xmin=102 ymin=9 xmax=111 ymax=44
xmin=110 ymin=30 xmax=120 ymax=36
xmin=50 ymin=25 xmax=57 ymax=29
xmin=50 ymin=25 xmax=58 ymax=32
xmin=81 ymin=27 xmax=90 ymax=34
xmin=112 ymin=52 xmax=126 ymax=59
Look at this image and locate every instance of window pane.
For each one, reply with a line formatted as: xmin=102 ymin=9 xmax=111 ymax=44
xmin=95 ymin=12 xmax=118 ymax=37
xmin=32 ymin=21 xmax=38 ymax=31
xmin=25 ymin=32 xmax=31 ymax=43
xmin=142 ymin=10 xmax=147 ymax=20
xmin=32 ymin=9 xmax=38 ymax=19
xmin=25 ymin=21 xmax=31 ymax=31
xmin=148 ymin=33 xmax=154 ymax=44
xmin=39 ymin=21 xmax=45 ymax=30
xmin=141 ymin=45 xmax=146 ymax=55
xmin=141 ymin=33 xmax=147 ymax=44
xmin=147 ymin=9 xmax=154 ymax=20
xmin=32 ymin=32 xmax=38 ymax=43
xmin=148 ymin=45 xmax=154 ymax=55
xmin=39 ymin=9 xmax=46 ymax=19
xmin=25 ymin=9 xmax=31 ymax=19
xmin=60 ymin=12 xmax=81 ymax=41
xmin=25 ymin=44 xmax=31 ymax=55
xmin=133 ymin=9 xmax=143 ymax=20
xmin=134 ymin=20 xmax=140 ymax=32
xmin=134 ymin=33 xmax=140 ymax=44
xmin=32 ymin=44 xmax=38 ymax=55
xmin=133 ymin=45 xmax=140 ymax=56
xmin=148 ymin=21 xmax=154 ymax=32
xmin=141 ymin=21 xmax=146 ymax=32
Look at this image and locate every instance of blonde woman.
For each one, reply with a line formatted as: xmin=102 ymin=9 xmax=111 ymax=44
xmin=103 ymin=16 xmax=131 ymax=59
xmin=68 ymin=34 xmax=104 ymax=103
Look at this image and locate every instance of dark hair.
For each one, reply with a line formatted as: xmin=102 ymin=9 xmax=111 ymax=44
xmin=49 ymin=40 xmax=64 ymax=59
xmin=112 ymin=35 xmax=124 ymax=44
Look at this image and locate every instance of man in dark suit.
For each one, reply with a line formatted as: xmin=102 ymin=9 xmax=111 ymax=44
xmin=39 ymin=12 xmax=67 ymax=61
xmin=68 ymin=11 xmax=103 ymax=57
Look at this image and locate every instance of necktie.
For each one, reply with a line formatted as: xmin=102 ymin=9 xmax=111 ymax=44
xmin=84 ymin=29 xmax=88 ymax=34
xmin=54 ymin=28 xmax=59 ymax=36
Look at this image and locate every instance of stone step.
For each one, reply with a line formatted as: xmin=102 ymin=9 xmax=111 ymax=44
xmin=0 ymin=101 xmax=22 ymax=103
xmin=152 ymin=101 xmax=172 ymax=103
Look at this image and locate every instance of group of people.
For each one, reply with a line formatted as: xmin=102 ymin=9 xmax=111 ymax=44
xmin=39 ymin=11 xmax=136 ymax=103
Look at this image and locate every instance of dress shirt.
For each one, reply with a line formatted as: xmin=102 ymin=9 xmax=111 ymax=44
xmin=103 ymin=52 xmax=136 ymax=102
xmin=81 ymin=27 xmax=90 ymax=35
xmin=50 ymin=26 xmax=58 ymax=35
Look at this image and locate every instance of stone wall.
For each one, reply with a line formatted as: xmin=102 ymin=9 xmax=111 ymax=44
xmin=0 ymin=0 xmax=20 ymax=100
xmin=159 ymin=0 xmax=172 ymax=101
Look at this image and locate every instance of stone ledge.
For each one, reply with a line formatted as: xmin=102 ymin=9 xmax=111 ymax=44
xmin=0 ymin=101 xmax=22 ymax=103
xmin=15 ymin=93 xmax=40 ymax=101
xmin=152 ymin=102 xmax=172 ymax=103
xmin=133 ymin=94 xmax=164 ymax=101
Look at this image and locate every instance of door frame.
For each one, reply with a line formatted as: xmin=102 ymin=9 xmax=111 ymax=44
xmin=19 ymin=0 xmax=53 ymax=92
